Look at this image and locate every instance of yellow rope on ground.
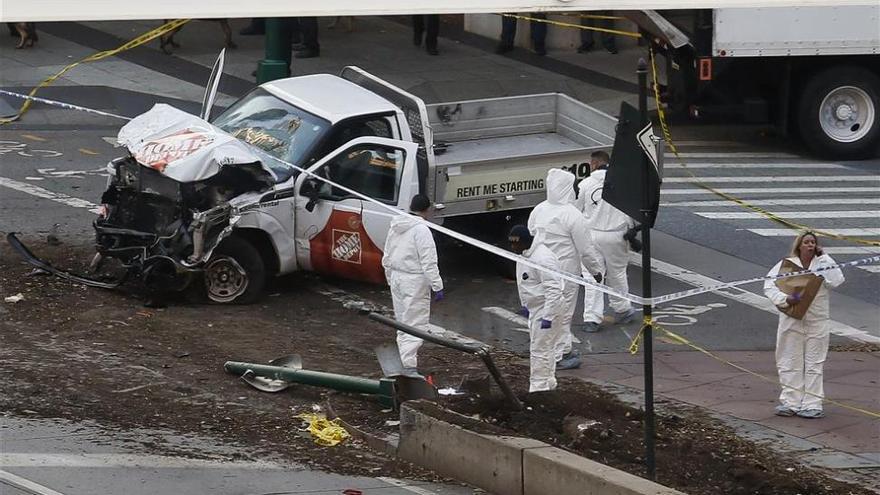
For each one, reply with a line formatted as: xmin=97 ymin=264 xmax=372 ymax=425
xmin=647 ymin=47 xmax=880 ymax=247
xmin=499 ymin=13 xmax=641 ymax=39
xmin=0 ymin=19 xmax=191 ymax=124
xmin=297 ymin=413 xmax=351 ymax=446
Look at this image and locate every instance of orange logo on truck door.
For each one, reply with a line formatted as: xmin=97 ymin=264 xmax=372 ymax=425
xmin=310 ymin=209 xmax=385 ymax=284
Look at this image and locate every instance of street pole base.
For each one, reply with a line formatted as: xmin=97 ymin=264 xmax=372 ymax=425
xmin=256 ymin=60 xmax=289 ymax=84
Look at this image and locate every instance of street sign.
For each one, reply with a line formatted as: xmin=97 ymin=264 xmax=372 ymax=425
xmin=637 ymin=123 xmax=660 ymax=176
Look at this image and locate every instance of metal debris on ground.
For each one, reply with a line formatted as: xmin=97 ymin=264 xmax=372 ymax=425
xmin=297 ymin=413 xmax=351 ymax=446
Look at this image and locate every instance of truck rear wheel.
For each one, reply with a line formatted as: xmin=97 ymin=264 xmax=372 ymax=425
xmin=204 ymin=236 xmax=266 ymax=304
xmin=797 ymin=66 xmax=880 ymax=160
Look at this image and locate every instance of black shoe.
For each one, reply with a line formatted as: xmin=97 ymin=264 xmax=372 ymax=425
xmin=251 ymin=69 xmax=257 ymax=77
xmin=413 ymin=33 xmax=422 ymax=46
xmin=495 ymin=43 xmax=513 ymax=54
xmin=426 ymin=47 xmax=439 ymax=56
xmin=533 ymin=45 xmax=547 ymax=56
xmin=605 ymin=44 xmax=618 ymax=55
xmin=239 ymin=25 xmax=265 ymax=36
xmin=294 ymin=48 xmax=320 ymax=59
xmin=577 ymin=42 xmax=594 ymax=53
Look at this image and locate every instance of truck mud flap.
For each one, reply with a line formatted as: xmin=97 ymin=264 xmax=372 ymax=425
xmin=6 ymin=233 xmax=125 ymax=290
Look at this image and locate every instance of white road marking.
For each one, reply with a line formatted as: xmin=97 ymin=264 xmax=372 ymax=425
xmin=665 ymin=163 xmax=846 ymax=169
xmin=664 ymin=176 xmax=879 ymax=183
xmin=377 ymin=477 xmax=443 ymax=495
xmin=0 ymin=469 xmax=67 ymax=495
xmin=820 ymin=247 xmax=880 ymax=255
xmin=747 ymin=228 xmax=880 ymax=237
xmin=0 ymin=177 xmax=101 ymax=214
xmin=481 ymin=306 xmax=581 ymax=343
xmin=858 ymin=265 xmax=880 ymax=273
xmin=631 ymin=254 xmax=879 ymax=344
xmin=662 ymin=198 xmax=880 ymax=207
xmin=661 ymin=187 xmax=880 ymax=195
xmin=695 ymin=210 xmax=880 ymax=219
xmin=0 ymin=453 xmax=279 ymax=469
xmin=669 ymin=151 xmax=796 ymax=157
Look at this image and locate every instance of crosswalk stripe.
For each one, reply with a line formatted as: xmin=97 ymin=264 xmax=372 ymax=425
xmin=747 ymin=228 xmax=880 ymax=237
xmin=664 ymin=176 xmax=879 ymax=183
xmin=821 ymin=247 xmax=880 ymax=255
xmin=662 ymin=198 xmax=880 ymax=207
xmin=661 ymin=187 xmax=880 ymax=195
xmin=858 ymin=265 xmax=880 ymax=273
xmin=665 ymin=163 xmax=847 ymax=169
xmin=695 ymin=210 xmax=880 ymax=219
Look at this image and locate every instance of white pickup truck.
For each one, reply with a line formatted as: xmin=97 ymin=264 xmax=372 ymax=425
xmin=88 ymin=66 xmax=614 ymax=303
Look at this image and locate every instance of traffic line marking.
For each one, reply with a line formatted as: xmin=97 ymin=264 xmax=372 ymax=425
xmin=632 ymin=254 xmax=879 ymax=344
xmin=78 ymin=148 xmax=99 ymax=155
xmin=664 ymin=176 xmax=879 ymax=183
xmin=481 ymin=306 xmax=582 ymax=344
xmin=747 ymin=228 xmax=880 ymax=237
xmin=669 ymin=151 xmax=796 ymax=158
xmin=377 ymin=477 xmax=444 ymax=495
xmin=662 ymin=198 xmax=880 ymax=207
xmin=0 ymin=469 xmax=66 ymax=495
xmin=20 ymin=134 xmax=46 ymax=142
xmin=0 ymin=453 xmax=279 ymax=469
xmin=0 ymin=177 xmax=101 ymax=214
xmin=665 ymin=163 xmax=847 ymax=169
xmin=820 ymin=247 xmax=880 ymax=255
xmin=695 ymin=210 xmax=880 ymax=219
xmin=661 ymin=187 xmax=880 ymax=195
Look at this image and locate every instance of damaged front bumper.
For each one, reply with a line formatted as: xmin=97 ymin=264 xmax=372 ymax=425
xmin=6 ymin=232 xmax=124 ymax=289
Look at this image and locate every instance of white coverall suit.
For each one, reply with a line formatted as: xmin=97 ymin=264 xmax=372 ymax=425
xmin=575 ymin=167 xmax=635 ymax=323
xmin=516 ymin=242 xmax=566 ymax=392
xmin=528 ymin=169 xmax=603 ymax=361
xmin=763 ymin=254 xmax=844 ymax=413
xmin=382 ymin=214 xmax=443 ymax=369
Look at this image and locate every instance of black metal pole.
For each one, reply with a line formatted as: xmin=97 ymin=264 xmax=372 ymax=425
xmin=637 ymin=58 xmax=656 ymax=481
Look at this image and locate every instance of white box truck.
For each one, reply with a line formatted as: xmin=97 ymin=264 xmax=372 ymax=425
xmin=633 ymin=6 xmax=880 ymax=159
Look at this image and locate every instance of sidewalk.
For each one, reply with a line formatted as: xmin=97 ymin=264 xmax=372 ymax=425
xmin=562 ymin=349 xmax=880 ymax=488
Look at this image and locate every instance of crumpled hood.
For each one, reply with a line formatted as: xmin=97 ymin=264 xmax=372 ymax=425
xmin=545 ymin=168 xmax=575 ymax=205
xmin=388 ymin=214 xmax=421 ymax=236
xmin=117 ymin=103 xmax=272 ymax=183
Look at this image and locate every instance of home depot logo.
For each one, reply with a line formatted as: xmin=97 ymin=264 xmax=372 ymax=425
xmin=331 ymin=229 xmax=362 ymax=264
xmin=135 ymin=128 xmax=214 ymax=172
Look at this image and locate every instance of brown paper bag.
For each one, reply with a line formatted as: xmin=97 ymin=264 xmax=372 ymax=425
xmin=774 ymin=259 xmax=822 ymax=320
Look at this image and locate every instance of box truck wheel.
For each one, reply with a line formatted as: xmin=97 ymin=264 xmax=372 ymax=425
xmin=798 ymin=66 xmax=879 ymax=159
xmin=204 ymin=236 xmax=266 ymax=304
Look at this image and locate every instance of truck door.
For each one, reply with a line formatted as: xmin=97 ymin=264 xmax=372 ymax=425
xmin=293 ymin=137 xmax=420 ymax=284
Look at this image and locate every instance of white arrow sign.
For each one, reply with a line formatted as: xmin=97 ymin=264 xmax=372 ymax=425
xmin=636 ymin=123 xmax=662 ymax=179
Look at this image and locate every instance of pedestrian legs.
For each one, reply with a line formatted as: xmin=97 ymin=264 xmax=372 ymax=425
xmin=801 ymin=319 xmax=830 ymax=411
xmin=389 ymin=271 xmax=431 ymax=369
xmin=554 ymin=280 xmax=578 ymax=361
xmin=775 ymin=323 xmax=806 ymax=410
xmin=528 ymin=313 xmax=559 ymax=392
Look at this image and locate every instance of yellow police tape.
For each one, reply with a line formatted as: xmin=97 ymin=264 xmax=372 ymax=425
xmin=297 ymin=413 xmax=351 ymax=446
xmin=626 ymin=316 xmax=880 ymax=419
xmin=499 ymin=13 xmax=641 ymax=39
xmin=647 ymin=48 xmax=880 ymax=248
xmin=0 ymin=19 xmax=191 ymax=125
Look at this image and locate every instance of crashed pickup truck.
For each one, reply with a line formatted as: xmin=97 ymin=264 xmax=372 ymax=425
xmin=59 ymin=66 xmax=616 ymax=303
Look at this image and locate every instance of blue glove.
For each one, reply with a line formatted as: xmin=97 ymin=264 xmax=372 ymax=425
xmin=433 ymin=290 xmax=445 ymax=302
xmin=517 ymin=306 xmax=530 ymax=318
xmin=540 ymin=319 xmax=552 ymax=329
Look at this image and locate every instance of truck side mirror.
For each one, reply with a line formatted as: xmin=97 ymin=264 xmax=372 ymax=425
xmin=302 ymin=178 xmax=321 ymax=212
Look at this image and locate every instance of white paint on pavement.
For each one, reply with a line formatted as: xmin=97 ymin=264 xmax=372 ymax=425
xmin=696 ymin=210 xmax=880 ymax=219
xmin=377 ymin=477 xmax=444 ymax=495
xmin=669 ymin=151 xmax=795 ymax=158
xmin=820 ymin=247 xmax=880 ymax=255
xmin=665 ymin=163 xmax=846 ymax=169
xmin=0 ymin=177 xmax=101 ymax=214
xmin=663 ymin=198 xmax=880 ymax=207
xmin=747 ymin=228 xmax=880 ymax=237
xmin=664 ymin=176 xmax=879 ymax=183
xmin=0 ymin=469 xmax=67 ymax=495
xmin=481 ymin=306 xmax=582 ymax=343
xmin=631 ymin=255 xmax=880 ymax=344
xmin=661 ymin=187 xmax=880 ymax=195
xmin=0 ymin=453 xmax=280 ymax=469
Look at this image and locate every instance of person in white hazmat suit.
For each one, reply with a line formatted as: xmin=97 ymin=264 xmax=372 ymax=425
xmin=575 ymin=151 xmax=637 ymax=333
xmin=763 ymin=232 xmax=844 ymax=419
xmin=528 ymin=168 xmax=604 ymax=370
xmin=382 ymin=194 xmax=444 ymax=370
xmin=509 ymin=225 xmax=566 ymax=392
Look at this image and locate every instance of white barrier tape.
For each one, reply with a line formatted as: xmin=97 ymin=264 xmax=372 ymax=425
xmin=0 ymin=90 xmax=132 ymax=122
xmin=17 ymin=93 xmax=879 ymax=307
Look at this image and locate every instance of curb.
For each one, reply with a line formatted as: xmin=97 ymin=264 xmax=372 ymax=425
xmin=398 ymin=401 xmax=685 ymax=495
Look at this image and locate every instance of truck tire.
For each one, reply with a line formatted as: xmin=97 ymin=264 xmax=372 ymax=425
xmin=204 ymin=236 xmax=266 ymax=304
xmin=797 ymin=66 xmax=880 ymax=160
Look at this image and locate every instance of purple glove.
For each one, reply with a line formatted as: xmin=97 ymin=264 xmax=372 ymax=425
xmin=540 ymin=319 xmax=552 ymax=329
xmin=517 ymin=306 xmax=530 ymax=318
xmin=433 ymin=290 xmax=445 ymax=302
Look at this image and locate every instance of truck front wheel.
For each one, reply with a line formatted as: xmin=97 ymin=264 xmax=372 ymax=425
xmin=797 ymin=67 xmax=880 ymax=160
xmin=204 ymin=236 xmax=266 ymax=304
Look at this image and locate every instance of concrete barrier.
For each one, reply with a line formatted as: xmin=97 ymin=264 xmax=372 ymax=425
xmin=399 ymin=401 xmax=685 ymax=495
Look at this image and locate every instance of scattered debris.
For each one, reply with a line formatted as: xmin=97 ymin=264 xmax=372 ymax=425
xmin=4 ymin=293 xmax=24 ymax=303
xmin=384 ymin=420 xmax=400 ymax=427
xmin=297 ymin=413 xmax=351 ymax=446
xmin=437 ymin=387 xmax=465 ymax=396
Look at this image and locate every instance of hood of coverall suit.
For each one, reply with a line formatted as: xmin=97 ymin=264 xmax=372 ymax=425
xmin=546 ymin=168 xmax=576 ymax=206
